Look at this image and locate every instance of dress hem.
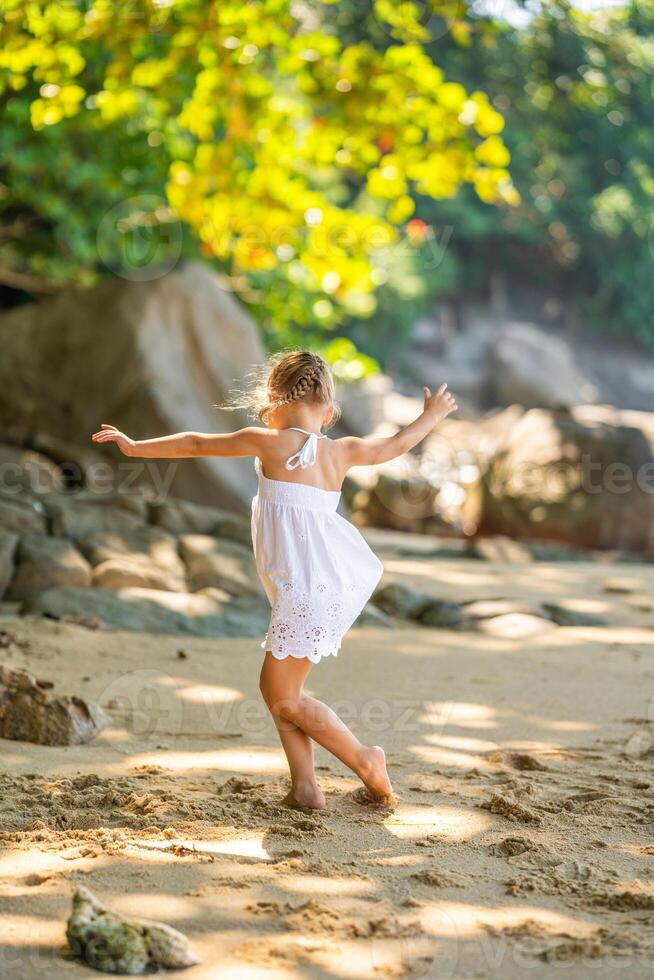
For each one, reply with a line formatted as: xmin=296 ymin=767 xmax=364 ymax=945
xmin=262 ymin=639 xmax=341 ymax=664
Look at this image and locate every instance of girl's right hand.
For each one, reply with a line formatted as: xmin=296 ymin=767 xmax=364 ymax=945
xmin=423 ymin=384 xmax=457 ymax=421
xmin=91 ymin=424 xmax=135 ymax=456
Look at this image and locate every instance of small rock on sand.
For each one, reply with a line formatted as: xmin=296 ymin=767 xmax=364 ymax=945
xmin=67 ymin=885 xmax=199 ymax=973
xmin=0 ymin=665 xmax=108 ymax=746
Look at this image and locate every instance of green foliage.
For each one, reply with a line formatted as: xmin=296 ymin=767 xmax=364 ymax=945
xmin=0 ymin=0 xmax=515 ymax=355
xmin=418 ymin=0 xmax=654 ymax=345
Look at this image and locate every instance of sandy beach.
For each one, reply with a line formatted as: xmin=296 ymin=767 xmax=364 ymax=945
xmin=1 ymin=536 xmax=654 ymax=979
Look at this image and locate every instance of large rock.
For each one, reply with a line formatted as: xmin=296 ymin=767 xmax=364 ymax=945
xmin=8 ymin=535 xmax=92 ymax=600
xmin=0 ymin=494 xmax=47 ymax=535
xmin=373 ymin=582 xmax=429 ymax=619
xmin=481 ymin=405 xmax=654 ymax=555
xmin=336 ymin=375 xmax=393 ymax=437
xmin=44 ymin=491 xmax=148 ymax=538
xmin=0 ymin=666 xmax=108 ymax=745
xmin=0 ymin=262 xmax=264 ymax=511
xmin=490 ymin=321 xmax=597 ymax=410
xmin=180 ymin=534 xmax=262 ymax=596
xmin=23 ymin=586 xmax=268 ymax=637
xmin=0 ymin=530 xmax=18 ymax=597
xmin=79 ymin=528 xmax=186 ymax=592
xmin=90 ymin=559 xmax=180 ymax=592
xmin=349 ymin=458 xmax=439 ymax=532
xmin=0 ymin=444 xmax=64 ymax=494
xmin=396 ymin=313 xmax=496 ymax=416
xmin=151 ymin=498 xmax=252 ymax=545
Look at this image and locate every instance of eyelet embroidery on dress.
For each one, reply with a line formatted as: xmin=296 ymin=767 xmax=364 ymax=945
xmin=263 ymin=580 xmax=364 ymax=663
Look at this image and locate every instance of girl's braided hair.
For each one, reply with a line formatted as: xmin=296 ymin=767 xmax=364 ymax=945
xmin=224 ymin=350 xmax=340 ymax=427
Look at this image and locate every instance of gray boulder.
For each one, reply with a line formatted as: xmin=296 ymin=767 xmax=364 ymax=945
xmin=0 ymin=444 xmax=64 ymax=495
xmin=151 ymin=498 xmax=251 ymax=545
xmin=180 ymin=534 xmax=262 ymax=596
xmin=91 ymin=559 xmax=182 ymax=592
xmin=355 ymin=602 xmax=396 ymax=629
xmin=0 ymin=530 xmax=18 ymax=598
xmin=44 ymin=492 xmax=148 ymax=538
xmin=336 ymin=375 xmax=393 ymax=437
xmin=23 ymin=586 xmax=267 ymax=637
xmin=481 ymin=405 xmax=654 ymax=556
xmin=541 ymin=602 xmax=606 ymax=627
xmin=8 ymin=535 xmax=91 ymax=600
xmin=418 ymin=599 xmax=466 ymax=628
xmin=0 ymin=494 xmax=47 ymax=535
xmin=491 ymin=321 xmax=596 ymax=411
xmin=0 ymin=262 xmax=264 ymax=511
xmin=79 ymin=527 xmax=186 ymax=592
xmin=373 ymin=582 xmax=430 ymax=619
xmin=351 ymin=462 xmax=438 ymax=533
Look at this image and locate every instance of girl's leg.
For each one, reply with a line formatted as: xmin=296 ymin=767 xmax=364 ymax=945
xmin=259 ymin=652 xmax=393 ymax=802
xmin=259 ymin=653 xmax=325 ymax=809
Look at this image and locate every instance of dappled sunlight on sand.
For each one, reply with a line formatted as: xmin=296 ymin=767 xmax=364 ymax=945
xmin=411 ymin=743 xmax=490 ymax=770
xmin=420 ymin=701 xmax=498 ymax=730
xmin=383 ymin=804 xmax=491 ymax=841
xmin=275 ymin=874 xmax=373 ymax=897
xmin=3 ymin=915 xmax=64 ymax=952
xmin=532 ymin=625 xmax=654 ymax=647
xmin=392 ymin=632 xmax=520 ymax=655
xmin=385 ymin=560 xmax=510 ymax=588
xmin=418 ymin=899 xmax=599 ymax=938
xmin=427 ymin=734 xmax=500 ymax=753
xmin=110 ymin=892 xmax=199 ymax=922
xmin=137 ymin=834 xmax=271 ymax=861
xmin=615 ymin=841 xmax=654 ymax=859
xmin=553 ymin=597 xmax=611 ymax=613
xmin=532 ymin=717 xmax=596 ymax=733
xmin=122 ymin=746 xmax=287 ymax=774
xmin=0 ymin=849 xmax=95 ymax=881
xmin=178 ymin=684 xmax=242 ymax=703
xmin=305 ymin=936 xmax=436 ymax=980
xmin=366 ymin=853 xmax=425 ymax=867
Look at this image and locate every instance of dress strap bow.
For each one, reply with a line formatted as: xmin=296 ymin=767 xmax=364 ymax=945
xmin=285 ymin=428 xmax=325 ymax=470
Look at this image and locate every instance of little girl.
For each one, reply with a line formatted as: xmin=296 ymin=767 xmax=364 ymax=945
xmin=92 ymin=351 xmax=456 ymax=809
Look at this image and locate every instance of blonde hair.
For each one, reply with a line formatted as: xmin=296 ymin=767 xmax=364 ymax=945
xmin=227 ymin=350 xmax=340 ymax=426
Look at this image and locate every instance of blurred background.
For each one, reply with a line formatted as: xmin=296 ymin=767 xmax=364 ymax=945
xmin=1 ymin=0 xmax=654 ymax=581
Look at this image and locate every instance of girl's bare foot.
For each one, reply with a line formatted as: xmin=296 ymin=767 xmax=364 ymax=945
xmin=356 ymin=745 xmax=394 ymax=802
xmin=283 ymin=782 xmax=326 ymax=810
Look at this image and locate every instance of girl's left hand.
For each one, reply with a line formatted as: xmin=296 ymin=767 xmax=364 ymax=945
xmin=91 ymin=424 xmax=135 ymax=455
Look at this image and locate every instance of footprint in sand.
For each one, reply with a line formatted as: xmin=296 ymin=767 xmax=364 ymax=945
xmin=410 ymin=869 xmax=465 ymax=888
xmin=481 ymin=793 xmax=542 ymax=825
xmin=489 ymin=835 xmax=540 ymax=858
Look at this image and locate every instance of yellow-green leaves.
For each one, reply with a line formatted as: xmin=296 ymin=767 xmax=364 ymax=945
xmin=0 ymin=0 xmax=517 ymax=328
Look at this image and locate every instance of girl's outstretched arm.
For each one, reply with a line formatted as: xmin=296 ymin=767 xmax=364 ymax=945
xmin=340 ymin=384 xmax=457 ymax=468
xmin=91 ymin=425 xmax=267 ymax=458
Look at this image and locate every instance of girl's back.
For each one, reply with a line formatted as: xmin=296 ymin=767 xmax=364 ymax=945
xmin=256 ymin=426 xmax=345 ymax=491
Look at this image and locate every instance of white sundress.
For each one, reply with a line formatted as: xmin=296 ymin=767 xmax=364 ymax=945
xmin=251 ymin=427 xmax=384 ymax=664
